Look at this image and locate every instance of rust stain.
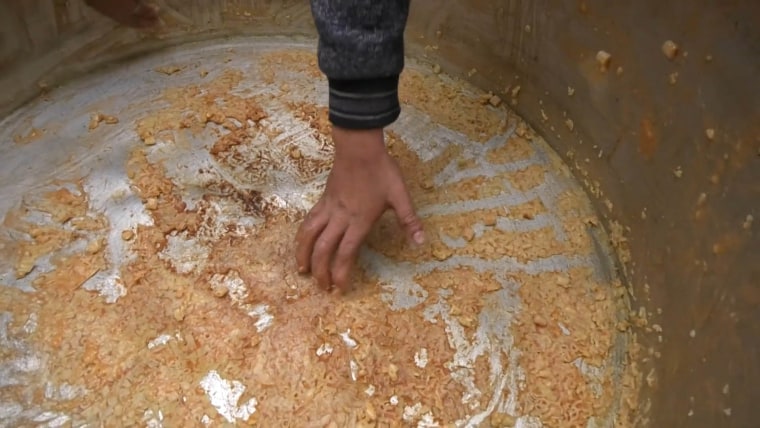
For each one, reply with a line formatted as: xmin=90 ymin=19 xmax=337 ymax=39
xmin=638 ymin=118 xmax=657 ymax=160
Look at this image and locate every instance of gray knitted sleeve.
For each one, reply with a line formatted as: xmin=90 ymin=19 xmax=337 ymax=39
xmin=309 ymin=0 xmax=410 ymax=129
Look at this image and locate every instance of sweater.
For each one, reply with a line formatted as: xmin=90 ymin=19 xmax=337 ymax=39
xmin=309 ymin=0 xmax=410 ymax=130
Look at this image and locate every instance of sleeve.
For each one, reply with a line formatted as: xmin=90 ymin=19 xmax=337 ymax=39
xmin=309 ymin=0 xmax=410 ymax=130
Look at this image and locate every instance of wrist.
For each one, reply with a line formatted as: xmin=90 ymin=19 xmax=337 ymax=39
xmin=333 ymin=127 xmax=387 ymax=162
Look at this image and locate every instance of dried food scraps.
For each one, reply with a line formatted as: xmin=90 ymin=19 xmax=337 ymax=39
xmin=13 ymin=127 xmax=45 ymax=144
xmin=134 ymin=69 xmax=267 ymax=145
xmin=14 ymin=150 xmax=473 ymax=425
xmin=4 ymin=185 xmax=96 ymax=279
xmin=258 ymin=50 xmax=323 ymax=83
xmin=0 ymin=47 xmax=637 ymax=427
xmin=88 ymin=112 xmax=119 ymax=130
xmin=513 ymin=267 xmax=622 ymax=427
xmin=399 ymin=69 xmax=507 ymax=143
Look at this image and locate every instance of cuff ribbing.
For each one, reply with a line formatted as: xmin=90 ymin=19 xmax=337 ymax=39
xmin=328 ymin=76 xmax=401 ymax=129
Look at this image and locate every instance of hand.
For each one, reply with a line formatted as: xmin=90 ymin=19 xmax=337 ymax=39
xmin=85 ymin=0 xmax=159 ymax=28
xmin=295 ymin=127 xmax=425 ymax=293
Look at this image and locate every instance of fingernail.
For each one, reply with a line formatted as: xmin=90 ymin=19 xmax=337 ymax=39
xmin=413 ymin=231 xmax=426 ymax=245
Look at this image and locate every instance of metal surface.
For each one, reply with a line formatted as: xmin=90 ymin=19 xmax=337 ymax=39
xmin=0 ymin=0 xmax=758 ymax=427
xmin=0 ymin=37 xmax=631 ymax=427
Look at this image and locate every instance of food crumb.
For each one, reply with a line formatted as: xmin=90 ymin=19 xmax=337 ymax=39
xmin=387 ymin=364 xmax=399 ymax=382
xmin=616 ymin=66 xmax=624 ymax=75
xmin=596 ymin=50 xmax=612 ymax=71
xmin=705 ymin=128 xmax=715 ymax=141
xmin=567 ymin=86 xmax=575 ymax=96
xmin=489 ymin=94 xmax=502 ymax=107
xmin=723 ymin=384 xmax=730 ymax=395
xmin=723 ymin=408 xmax=732 ymax=416
xmin=669 ymin=72 xmax=679 ymax=85
xmin=155 ymin=65 xmax=183 ymax=75
xmin=121 ymin=230 xmax=135 ymax=241
xmin=145 ymin=198 xmax=158 ymax=210
xmin=662 ymin=40 xmax=679 ymax=59
xmin=533 ymin=314 xmax=548 ymax=327
xmin=432 ymin=64 xmax=441 ymax=74
xmin=88 ymin=112 xmax=119 ymax=130
xmin=556 ymin=275 xmax=570 ymax=287
xmin=673 ymin=166 xmax=683 ymax=178
xmin=432 ymin=245 xmax=453 ymax=261
xmin=462 ymin=226 xmax=475 ymax=242
xmin=482 ymin=212 xmax=498 ymax=227
xmin=743 ymin=215 xmax=754 ymax=230
xmin=511 ymin=85 xmax=521 ymax=98
xmin=210 ymin=282 xmax=229 ymax=298
xmin=13 ymin=127 xmax=45 ymax=144
xmin=289 ymin=147 xmax=302 ymax=160
xmin=85 ymin=239 xmax=103 ymax=255
xmin=705 ymin=54 xmax=713 ymax=63
xmin=565 ymin=119 xmax=575 ymax=131
xmin=689 ymin=329 xmax=696 ymax=338
xmin=490 ymin=412 xmax=516 ymax=427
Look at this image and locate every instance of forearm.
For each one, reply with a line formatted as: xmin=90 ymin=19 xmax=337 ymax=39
xmin=310 ymin=0 xmax=410 ymax=130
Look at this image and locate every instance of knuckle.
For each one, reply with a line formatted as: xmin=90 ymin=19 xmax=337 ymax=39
xmin=304 ymin=220 xmax=323 ymax=234
xmin=314 ymin=238 xmax=332 ymax=253
xmin=337 ymin=240 xmax=361 ymax=258
xmin=400 ymin=213 xmax=420 ymax=227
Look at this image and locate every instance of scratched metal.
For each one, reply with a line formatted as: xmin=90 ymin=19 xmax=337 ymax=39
xmin=0 ymin=37 xmax=629 ymax=428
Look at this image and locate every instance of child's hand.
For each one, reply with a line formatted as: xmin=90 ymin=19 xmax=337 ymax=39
xmin=84 ymin=0 xmax=159 ymax=28
xmin=295 ymin=127 xmax=425 ymax=293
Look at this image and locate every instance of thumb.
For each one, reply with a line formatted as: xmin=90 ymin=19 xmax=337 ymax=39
xmin=388 ymin=181 xmax=425 ymax=246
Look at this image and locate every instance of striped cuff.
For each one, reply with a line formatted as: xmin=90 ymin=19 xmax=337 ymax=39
xmin=328 ymin=76 xmax=401 ymax=130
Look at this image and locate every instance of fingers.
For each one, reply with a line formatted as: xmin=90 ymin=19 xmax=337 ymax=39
xmin=85 ymin=0 xmax=157 ymax=28
xmin=133 ymin=2 xmax=160 ymax=27
xmin=332 ymin=222 xmax=373 ymax=293
xmin=295 ymin=202 xmax=328 ymax=274
xmin=388 ymin=179 xmax=425 ymax=246
xmin=310 ymin=218 xmax=347 ymax=290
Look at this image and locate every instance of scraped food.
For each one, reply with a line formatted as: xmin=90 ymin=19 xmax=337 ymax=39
xmin=0 ymin=43 xmax=639 ymax=428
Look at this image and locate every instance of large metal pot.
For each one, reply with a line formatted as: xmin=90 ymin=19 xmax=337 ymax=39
xmin=0 ymin=1 xmax=757 ymax=427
